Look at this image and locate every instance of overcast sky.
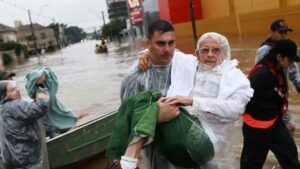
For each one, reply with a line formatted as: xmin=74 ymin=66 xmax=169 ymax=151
xmin=0 ymin=0 xmax=109 ymax=33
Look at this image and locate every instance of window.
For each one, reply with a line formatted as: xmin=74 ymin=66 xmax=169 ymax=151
xmin=41 ymin=32 xmax=47 ymax=39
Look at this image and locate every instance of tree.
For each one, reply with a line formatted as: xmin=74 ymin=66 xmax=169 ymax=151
xmin=64 ymin=26 xmax=86 ymax=44
xmin=101 ymin=19 xmax=124 ymax=39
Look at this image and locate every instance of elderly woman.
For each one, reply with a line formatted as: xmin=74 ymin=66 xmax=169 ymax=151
xmin=107 ymin=32 xmax=253 ymax=169
xmin=164 ymin=32 xmax=253 ymax=168
xmin=0 ymin=80 xmax=49 ymax=169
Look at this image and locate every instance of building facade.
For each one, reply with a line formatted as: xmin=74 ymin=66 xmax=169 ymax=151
xmin=16 ymin=23 xmax=57 ymax=53
xmin=107 ymin=0 xmax=128 ymax=20
xmin=0 ymin=24 xmax=17 ymax=43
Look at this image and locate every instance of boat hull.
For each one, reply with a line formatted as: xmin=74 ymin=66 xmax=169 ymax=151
xmin=47 ymin=111 xmax=117 ymax=169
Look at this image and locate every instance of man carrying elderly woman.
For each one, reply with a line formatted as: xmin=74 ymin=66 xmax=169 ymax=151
xmin=106 ymin=30 xmax=253 ymax=169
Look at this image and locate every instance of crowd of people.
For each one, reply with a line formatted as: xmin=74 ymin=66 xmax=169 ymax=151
xmin=1 ymin=18 xmax=300 ymax=169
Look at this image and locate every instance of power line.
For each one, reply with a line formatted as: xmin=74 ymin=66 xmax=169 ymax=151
xmin=0 ymin=0 xmax=53 ymax=22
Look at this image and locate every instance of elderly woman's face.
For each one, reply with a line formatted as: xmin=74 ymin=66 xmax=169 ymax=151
xmin=196 ymin=38 xmax=224 ymax=68
xmin=6 ymin=82 xmax=21 ymax=100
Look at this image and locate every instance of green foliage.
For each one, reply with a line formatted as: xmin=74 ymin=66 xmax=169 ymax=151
xmin=22 ymin=45 xmax=29 ymax=58
xmin=0 ymin=42 xmax=28 ymax=58
xmin=64 ymin=26 xmax=86 ymax=44
xmin=2 ymin=53 xmax=14 ymax=65
xmin=14 ymin=44 xmax=23 ymax=57
xmin=102 ymin=19 xmax=124 ymax=38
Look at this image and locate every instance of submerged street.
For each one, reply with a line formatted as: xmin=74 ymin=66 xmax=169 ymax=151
xmin=8 ymin=39 xmax=144 ymax=125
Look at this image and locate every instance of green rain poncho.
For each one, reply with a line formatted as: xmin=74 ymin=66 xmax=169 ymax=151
xmin=25 ymin=67 xmax=77 ymax=130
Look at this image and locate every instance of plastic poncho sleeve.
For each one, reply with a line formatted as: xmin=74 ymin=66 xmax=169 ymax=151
xmin=288 ymin=63 xmax=300 ymax=93
xmin=13 ymin=99 xmax=49 ymax=123
xmin=0 ymin=99 xmax=49 ymax=169
xmin=120 ymin=67 xmax=144 ymax=101
xmin=25 ymin=67 xmax=76 ymax=129
xmin=192 ymin=65 xmax=253 ymax=122
xmin=255 ymin=44 xmax=272 ymax=64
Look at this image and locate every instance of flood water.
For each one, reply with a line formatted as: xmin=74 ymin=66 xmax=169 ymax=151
xmin=6 ymin=37 xmax=300 ymax=169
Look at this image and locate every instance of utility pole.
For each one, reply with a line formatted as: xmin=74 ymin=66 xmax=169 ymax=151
xmin=102 ymin=11 xmax=106 ymax=25
xmin=189 ymin=0 xmax=198 ymax=48
xmin=28 ymin=9 xmax=38 ymax=54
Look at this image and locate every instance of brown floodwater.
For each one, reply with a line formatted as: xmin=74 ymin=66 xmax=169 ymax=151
xmin=6 ymin=36 xmax=300 ymax=169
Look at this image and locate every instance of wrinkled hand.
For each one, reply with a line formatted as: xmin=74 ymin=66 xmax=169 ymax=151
xmin=163 ymin=96 xmax=193 ymax=106
xmin=138 ymin=52 xmax=152 ymax=71
xmin=36 ymin=91 xmax=49 ymax=100
xmin=157 ymin=97 xmax=180 ymax=123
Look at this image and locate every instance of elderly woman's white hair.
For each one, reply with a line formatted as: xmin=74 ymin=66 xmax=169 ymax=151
xmin=196 ymin=32 xmax=231 ymax=65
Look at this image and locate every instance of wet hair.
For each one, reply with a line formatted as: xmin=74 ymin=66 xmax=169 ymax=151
xmin=0 ymin=81 xmax=8 ymax=104
xmin=147 ymin=19 xmax=174 ymax=39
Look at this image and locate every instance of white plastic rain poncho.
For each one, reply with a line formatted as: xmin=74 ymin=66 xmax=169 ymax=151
xmin=0 ymin=81 xmax=49 ymax=169
xmin=168 ymin=32 xmax=253 ymax=169
xmin=25 ymin=67 xmax=77 ymax=137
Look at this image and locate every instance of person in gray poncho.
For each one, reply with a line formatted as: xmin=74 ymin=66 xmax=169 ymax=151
xmin=0 ymin=80 xmax=49 ymax=169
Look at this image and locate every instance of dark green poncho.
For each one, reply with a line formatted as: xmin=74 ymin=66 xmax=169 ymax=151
xmin=106 ymin=91 xmax=214 ymax=168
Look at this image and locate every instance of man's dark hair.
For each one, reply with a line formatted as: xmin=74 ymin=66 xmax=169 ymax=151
xmin=147 ymin=19 xmax=174 ymax=39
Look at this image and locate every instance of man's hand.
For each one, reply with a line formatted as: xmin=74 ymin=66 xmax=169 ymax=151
xmin=138 ymin=52 xmax=152 ymax=71
xmin=163 ymin=96 xmax=193 ymax=106
xmin=157 ymin=97 xmax=180 ymax=124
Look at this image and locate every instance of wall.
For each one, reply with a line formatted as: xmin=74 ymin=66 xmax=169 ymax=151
xmin=158 ymin=0 xmax=202 ymax=24
xmin=173 ymin=0 xmax=300 ymax=52
xmin=201 ymin=0 xmax=231 ymax=18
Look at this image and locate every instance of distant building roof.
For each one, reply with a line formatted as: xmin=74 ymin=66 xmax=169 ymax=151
xmin=0 ymin=24 xmax=16 ymax=33
xmin=16 ymin=23 xmax=48 ymax=33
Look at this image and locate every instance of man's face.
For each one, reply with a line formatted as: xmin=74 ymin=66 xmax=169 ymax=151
xmin=196 ymin=38 xmax=225 ymax=68
xmin=272 ymin=30 xmax=288 ymax=42
xmin=146 ymin=31 xmax=176 ymax=65
xmin=6 ymin=82 xmax=21 ymax=100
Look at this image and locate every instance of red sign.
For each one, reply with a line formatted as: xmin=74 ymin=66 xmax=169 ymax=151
xmin=130 ymin=17 xmax=143 ymax=24
xmin=129 ymin=10 xmax=142 ymax=17
xmin=128 ymin=0 xmax=141 ymax=9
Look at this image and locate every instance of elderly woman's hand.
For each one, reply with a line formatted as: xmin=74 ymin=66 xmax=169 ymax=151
xmin=163 ymin=96 xmax=193 ymax=106
xmin=36 ymin=91 xmax=49 ymax=100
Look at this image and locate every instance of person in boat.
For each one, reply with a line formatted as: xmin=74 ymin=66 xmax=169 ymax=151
xmin=255 ymin=19 xmax=300 ymax=135
xmin=0 ymin=80 xmax=50 ymax=169
xmin=25 ymin=67 xmax=87 ymax=138
xmin=99 ymin=38 xmax=108 ymax=52
xmin=107 ymin=23 xmax=253 ymax=169
xmin=241 ymin=39 xmax=300 ymax=169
